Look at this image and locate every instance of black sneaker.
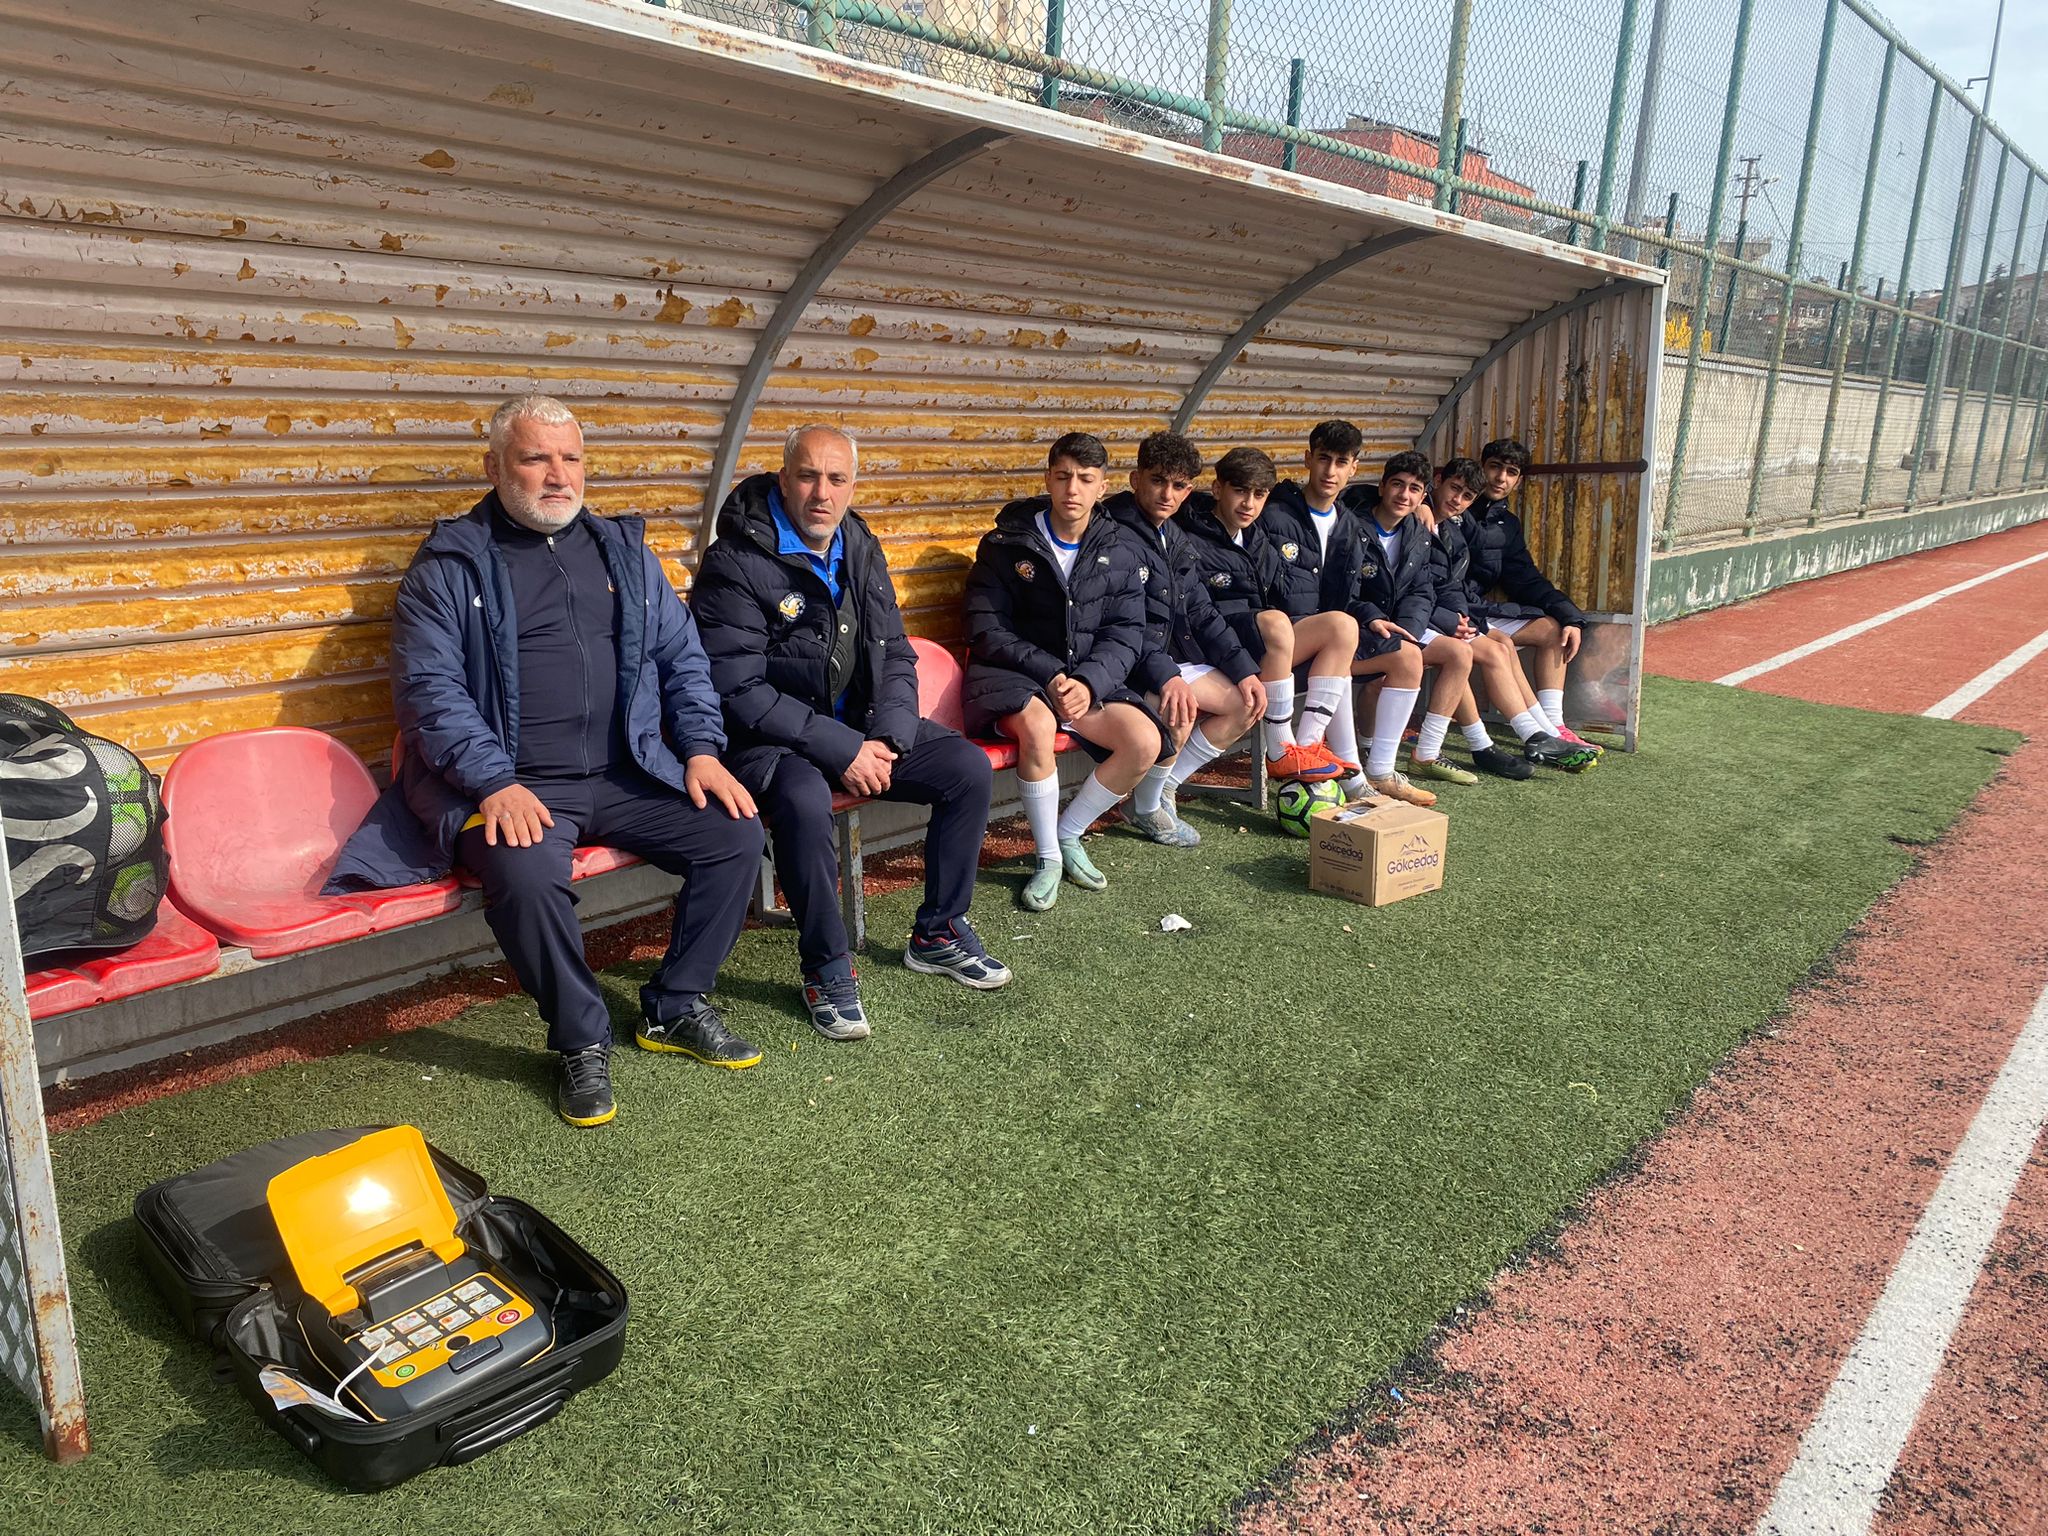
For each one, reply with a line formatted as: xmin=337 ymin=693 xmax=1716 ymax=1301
xmin=801 ymin=969 xmax=872 ymax=1042
xmin=905 ymin=918 xmax=1014 ymax=990
xmin=556 ymin=1045 xmax=616 ymax=1127
xmin=1523 ymin=733 xmax=1599 ymax=773
xmin=1470 ymin=745 xmax=1536 ymax=781
xmin=636 ymin=998 xmax=763 ymax=1068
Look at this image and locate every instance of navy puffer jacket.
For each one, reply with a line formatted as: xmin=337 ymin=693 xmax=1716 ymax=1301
xmin=962 ymin=497 xmax=1147 ymax=729
xmin=690 ymin=474 xmax=921 ymax=786
xmin=1173 ymin=493 xmax=1285 ymax=621
xmin=1100 ymin=492 xmax=1257 ymax=687
xmin=1260 ymin=480 xmax=1372 ymax=620
xmin=1460 ymin=496 xmax=1587 ymax=628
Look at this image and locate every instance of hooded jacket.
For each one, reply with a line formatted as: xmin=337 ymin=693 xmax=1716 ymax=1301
xmin=1259 ymin=479 xmax=1373 ymax=621
xmin=1100 ymin=491 xmax=1257 ymax=688
xmin=1352 ymin=505 xmax=1439 ymax=638
xmin=962 ymin=496 xmax=1147 ymax=727
xmin=325 ymin=493 xmax=723 ymax=890
xmin=689 ymin=473 xmax=922 ymax=785
xmin=1459 ymin=495 xmax=1587 ymax=628
xmin=1173 ymin=492 xmax=1286 ymax=621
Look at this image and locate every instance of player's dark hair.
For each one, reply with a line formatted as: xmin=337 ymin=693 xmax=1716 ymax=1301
xmin=1214 ymin=446 xmax=1278 ymax=493
xmin=1479 ymin=437 xmax=1531 ymax=471
xmin=1308 ymin=419 xmax=1364 ymax=459
xmin=1436 ymin=455 xmax=1483 ymax=494
xmin=1134 ymin=430 xmax=1203 ymax=480
xmin=1380 ymin=450 xmax=1432 ymax=486
xmin=1047 ymin=431 xmax=1109 ymax=470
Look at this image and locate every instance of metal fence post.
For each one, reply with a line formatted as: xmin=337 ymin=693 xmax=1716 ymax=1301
xmin=1659 ymin=0 xmax=1757 ymax=550
xmin=1969 ymin=170 xmax=2034 ymax=491
xmin=1657 ymin=192 xmax=1678 ymax=270
xmin=1567 ymin=159 xmax=1589 ymax=244
xmin=1939 ymin=141 xmax=2009 ymax=498
xmin=2025 ymin=352 xmax=2048 ymax=486
xmin=1908 ymin=116 xmax=1991 ymax=513
xmin=1742 ymin=0 xmax=1837 ymax=537
xmin=1994 ymin=210 xmax=2048 ymax=487
xmin=1717 ymin=215 xmax=1747 ymax=351
xmin=1862 ymin=81 xmax=1946 ymax=511
xmin=1860 ymin=275 xmax=1887 ymax=372
xmin=1591 ymin=0 xmax=1642 ymax=252
xmin=1202 ymin=0 xmax=1230 ymax=154
xmin=1434 ymin=0 xmax=1473 ymax=211
xmin=1446 ymin=117 xmax=1469 ymax=215
xmin=0 ymin=783 xmax=91 ymax=1462
xmin=1622 ymin=0 xmax=1673 ymax=260
xmin=1282 ymin=57 xmax=1304 ymax=172
xmin=1038 ymin=0 xmax=1065 ymax=109
xmin=1813 ymin=37 xmax=1895 ymax=524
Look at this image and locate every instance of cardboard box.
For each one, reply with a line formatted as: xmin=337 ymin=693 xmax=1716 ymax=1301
xmin=1306 ymin=799 xmax=1449 ymax=907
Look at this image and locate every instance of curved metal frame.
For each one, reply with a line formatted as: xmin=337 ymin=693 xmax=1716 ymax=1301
xmin=1414 ymin=281 xmax=1625 ymax=452
xmin=700 ymin=127 xmax=1008 ymax=538
xmin=1170 ymin=229 xmax=1438 ymax=433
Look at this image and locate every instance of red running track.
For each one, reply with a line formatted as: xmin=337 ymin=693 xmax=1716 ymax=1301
xmin=1240 ymin=519 xmax=2048 ymax=1536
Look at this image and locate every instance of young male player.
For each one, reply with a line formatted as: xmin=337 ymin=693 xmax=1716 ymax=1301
xmin=1353 ymin=450 xmax=1478 ymax=789
xmin=963 ymin=432 xmax=1164 ymax=911
xmin=1174 ymin=446 xmax=1358 ymax=785
xmin=1100 ymin=431 xmax=1267 ymax=847
xmin=1461 ymin=438 xmax=1603 ymax=760
xmin=1422 ymin=457 xmax=1587 ymax=775
xmin=1262 ymin=420 xmax=1437 ymax=807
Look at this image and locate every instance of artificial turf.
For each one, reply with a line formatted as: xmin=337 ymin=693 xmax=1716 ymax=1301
xmin=0 ymin=677 xmax=2020 ymax=1536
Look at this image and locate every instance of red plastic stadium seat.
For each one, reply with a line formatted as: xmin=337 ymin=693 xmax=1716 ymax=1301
xmin=23 ymin=899 xmax=221 ymax=1021
xmin=388 ymin=732 xmax=641 ymax=887
xmin=165 ymin=728 xmax=465 ymax=958
xmin=908 ymin=635 xmax=1073 ymax=767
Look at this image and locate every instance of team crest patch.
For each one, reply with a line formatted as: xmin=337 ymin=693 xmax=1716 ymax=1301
xmin=778 ymin=592 xmax=805 ymax=620
xmin=1279 ymin=541 xmax=1300 ymax=561
xmin=1014 ymin=559 xmax=1037 ymax=582
xmin=1361 ymin=560 xmax=1378 ymax=578
xmin=1208 ymin=572 xmax=1232 ymax=588
xmin=1138 ymin=564 xmax=1150 ymax=583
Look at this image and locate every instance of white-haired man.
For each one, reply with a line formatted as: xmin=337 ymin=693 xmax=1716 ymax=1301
xmin=691 ymin=425 xmax=1011 ymax=1039
xmin=330 ymin=394 xmax=765 ymax=1128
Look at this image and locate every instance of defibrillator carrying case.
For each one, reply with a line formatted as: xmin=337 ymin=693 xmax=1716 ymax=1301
xmin=134 ymin=1126 xmax=627 ymax=1491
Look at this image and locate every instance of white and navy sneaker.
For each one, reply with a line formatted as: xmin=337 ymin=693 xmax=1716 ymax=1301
xmin=801 ymin=969 xmax=871 ymax=1041
xmin=904 ymin=918 xmax=1013 ymax=990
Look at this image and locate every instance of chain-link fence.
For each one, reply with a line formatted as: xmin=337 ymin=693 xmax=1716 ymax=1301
xmin=649 ymin=0 xmax=2048 ymax=551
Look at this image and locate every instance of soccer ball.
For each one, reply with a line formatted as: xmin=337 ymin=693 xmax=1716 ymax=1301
xmin=1275 ymin=778 xmax=1343 ymax=838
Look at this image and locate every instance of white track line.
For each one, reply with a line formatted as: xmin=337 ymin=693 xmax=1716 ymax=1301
xmin=1756 ymin=975 xmax=2048 ymax=1536
xmin=1923 ymin=626 xmax=2048 ymax=720
xmin=1715 ymin=547 xmax=2048 ymax=686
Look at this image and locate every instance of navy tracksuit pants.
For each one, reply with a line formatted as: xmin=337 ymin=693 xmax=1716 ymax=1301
xmin=751 ymin=719 xmax=991 ymax=979
xmin=456 ymin=766 xmax=765 ymax=1053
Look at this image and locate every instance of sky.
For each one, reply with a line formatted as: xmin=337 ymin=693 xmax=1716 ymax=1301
xmin=1881 ymin=0 xmax=2044 ymax=160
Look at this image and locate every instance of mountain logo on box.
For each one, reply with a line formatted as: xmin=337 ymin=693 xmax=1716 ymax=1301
xmin=1387 ymin=833 xmax=1440 ymax=875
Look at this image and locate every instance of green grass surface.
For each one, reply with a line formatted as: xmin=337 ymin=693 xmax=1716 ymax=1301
xmin=2 ymin=679 xmax=2019 ymax=1535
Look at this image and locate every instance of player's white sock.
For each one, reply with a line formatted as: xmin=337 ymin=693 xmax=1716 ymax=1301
xmin=1414 ymin=712 xmax=1453 ymax=763
xmin=1537 ymin=688 xmax=1566 ymax=731
xmin=1461 ymin=720 xmax=1495 ymax=752
xmin=1131 ymin=764 xmax=1170 ymax=816
xmin=1165 ymin=726 xmax=1225 ymax=789
xmin=1367 ymin=686 xmax=1420 ymax=777
xmin=1508 ymin=709 xmax=1547 ymax=743
xmin=1263 ymin=676 xmax=1297 ymax=754
xmin=1019 ymin=772 xmax=1061 ymax=864
xmin=1056 ymin=771 xmax=1124 ymax=842
xmin=1323 ymin=682 xmax=1362 ymax=768
xmin=1298 ymin=676 xmax=1345 ymax=748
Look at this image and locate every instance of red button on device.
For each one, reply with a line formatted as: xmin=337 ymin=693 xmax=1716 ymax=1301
xmin=496 ymin=1308 xmax=518 ymax=1325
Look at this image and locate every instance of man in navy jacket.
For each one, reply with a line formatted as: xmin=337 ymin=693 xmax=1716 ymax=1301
xmin=328 ymin=395 xmax=764 ymax=1128
xmin=692 ymin=426 xmax=1011 ymax=1041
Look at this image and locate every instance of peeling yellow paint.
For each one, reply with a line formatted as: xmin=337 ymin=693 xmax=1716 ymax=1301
xmin=486 ymin=82 xmax=535 ymax=105
xmin=301 ymin=311 xmax=360 ymax=329
xmin=706 ymin=297 xmax=754 ymax=328
xmin=612 ymin=293 xmax=628 ymax=311
xmin=433 ymin=283 xmax=450 ymax=302
xmin=236 ymin=259 xmax=257 ymax=280
xmin=379 ymin=232 xmax=405 ymax=252
xmin=1051 ymin=329 xmax=1069 ymax=348
xmin=171 ymin=262 xmax=189 ymax=276
xmin=263 ymin=412 xmax=292 ymax=436
xmin=851 ymin=347 xmax=879 ymax=368
xmin=656 ymin=289 xmax=692 ymax=324
xmin=392 ymin=317 xmax=415 ymax=348
xmin=418 ymin=149 xmax=457 ymax=170
xmin=1008 ymin=328 xmax=1046 ymax=348
xmin=543 ymin=332 xmax=575 ymax=348
xmin=847 ymin=314 xmax=877 ymax=338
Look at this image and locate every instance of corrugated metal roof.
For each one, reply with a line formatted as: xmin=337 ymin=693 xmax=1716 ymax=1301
xmin=0 ymin=0 xmax=1658 ymax=765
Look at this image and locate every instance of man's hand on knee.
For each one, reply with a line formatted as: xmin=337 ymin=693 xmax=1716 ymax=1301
xmin=686 ymin=754 xmax=759 ymax=819
xmin=841 ymin=739 xmax=898 ymax=798
xmin=479 ymin=783 xmax=555 ymax=848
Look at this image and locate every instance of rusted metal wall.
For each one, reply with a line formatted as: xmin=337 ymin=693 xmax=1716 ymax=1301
xmin=0 ymin=0 xmax=1658 ymax=770
xmin=1423 ymin=285 xmax=1661 ymax=623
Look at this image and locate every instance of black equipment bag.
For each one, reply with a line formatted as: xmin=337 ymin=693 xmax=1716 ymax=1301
xmin=0 ymin=694 xmax=167 ymax=959
xmin=135 ymin=1127 xmax=628 ymax=1491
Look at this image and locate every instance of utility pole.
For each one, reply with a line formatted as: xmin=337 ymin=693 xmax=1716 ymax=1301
xmin=1718 ymin=155 xmax=1766 ymax=350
